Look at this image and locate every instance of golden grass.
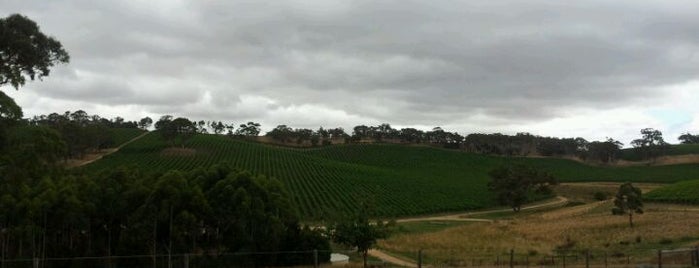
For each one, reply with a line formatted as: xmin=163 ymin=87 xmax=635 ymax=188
xmin=379 ymin=202 xmax=699 ymax=264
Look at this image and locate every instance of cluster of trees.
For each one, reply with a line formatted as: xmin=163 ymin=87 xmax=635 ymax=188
xmin=630 ymin=128 xmax=669 ymax=161
xmin=28 ymin=110 xmax=140 ymax=158
xmin=464 ymin=132 xmax=625 ymax=163
xmin=153 ymin=116 xmax=262 ymax=147
xmin=350 ymin=124 xmax=464 ymax=147
xmin=678 ymin=133 xmax=699 ymax=144
xmin=0 ymin=163 xmax=330 ymax=266
xmin=266 ymin=125 xmax=348 ymax=146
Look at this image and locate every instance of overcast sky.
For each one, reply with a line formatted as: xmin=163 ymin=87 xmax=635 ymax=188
xmin=3 ymin=0 xmax=699 ymax=145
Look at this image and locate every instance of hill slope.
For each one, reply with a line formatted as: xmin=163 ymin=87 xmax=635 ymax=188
xmin=85 ymin=133 xmax=699 ymax=219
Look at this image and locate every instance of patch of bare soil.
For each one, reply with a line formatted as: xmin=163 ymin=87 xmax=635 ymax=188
xmin=64 ymin=149 xmax=118 ymax=168
xmin=160 ymin=147 xmax=197 ymax=157
xmin=65 ymin=132 xmax=149 ymax=168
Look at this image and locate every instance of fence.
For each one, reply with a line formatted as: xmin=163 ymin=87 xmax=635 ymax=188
xmin=0 ymin=249 xmax=351 ymax=268
xmin=415 ymin=247 xmax=699 ymax=268
xmin=2 ymin=247 xmax=697 ymax=267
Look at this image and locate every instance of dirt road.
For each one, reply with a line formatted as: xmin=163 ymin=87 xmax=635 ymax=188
xmin=369 ymin=196 xmax=569 ymax=266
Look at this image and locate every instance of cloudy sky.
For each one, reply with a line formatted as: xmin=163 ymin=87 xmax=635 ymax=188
xmin=3 ymin=0 xmax=699 ymax=145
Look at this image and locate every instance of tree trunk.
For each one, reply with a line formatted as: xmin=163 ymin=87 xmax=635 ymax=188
xmin=363 ymin=250 xmax=368 ymax=268
xmin=629 ymin=212 xmax=633 ymax=228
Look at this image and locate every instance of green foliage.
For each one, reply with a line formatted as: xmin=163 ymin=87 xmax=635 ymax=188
xmin=646 ymin=180 xmax=699 ymax=204
xmin=487 ymin=164 xmax=557 ymax=212
xmin=0 ymin=14 xmax=70 ymax=89
xmin=329 ymin=202 xmax=393 ymax=268
xmin=85 ymin=133 xmax=699 ymax=219
xmin=593 ymin=191 xmax=608 ymax=201
xmin=0 ymin=164 xmax=328 ymax=266
xmin=612 ymin=182 xmax=643 ymax=227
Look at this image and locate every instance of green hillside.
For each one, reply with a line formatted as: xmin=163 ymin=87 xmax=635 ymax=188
xmin=109 ymin=128 xmax=146 ymax=147
xmin=646 ymin=180 xmax=699 ymax=204
xmin=85 ymin=133 xmax=699 ymax=219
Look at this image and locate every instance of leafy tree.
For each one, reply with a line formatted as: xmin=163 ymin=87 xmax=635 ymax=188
xmin=678 ymin=132 xmax=699 ymax=144
xmin=487 ymin=164 xmax=557 ymax=212
xmin=612 ymin=182 xmax=643 ymax=227
xmin=329 ymin=203 xmax=392 ymax=268
xmin=0 ymin=14 xmax=70 ymax=89
xmin=138 ymin=117 xmax=153 ymax=130
xmin=267 ymin=125 xmax=294 ymax=142
xmin=235 ymin=121 xmax=261 ymax=137
xmin=585 ymin=138 xmax=623 ymax=163
xmin=631 ymin=128 xmax=669 ymax=161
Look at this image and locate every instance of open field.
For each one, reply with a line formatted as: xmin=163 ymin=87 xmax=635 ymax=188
xmin=378 ymin=201 xmax=699 ymax=267
xmin=84 ymin=133 xmax=699 ymax=219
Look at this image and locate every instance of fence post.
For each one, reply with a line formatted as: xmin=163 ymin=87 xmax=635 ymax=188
xmin=658 ymin=250 xmax=662 ymax=268
xmin=184 ymin=253 xmax=189 ymax=268
xmin=525 ymin=255 xmax=529 ymax=268
xmin=585 ymin=250 xmax=590 ymax=268
xmin=33 ymin=257 xmax=39 ymax=268
xmin=510 ymin=249 xmax=514 ymax=268
xmin=497 ymin=255 xmax=500 ymax=267
xmin=694 ymin=246 xmax=699 ymax=267
xmin=604 ymin=252 xmax=607 ymax=268
xmin=417 ymin=249 xmax=422 ymax=268
xmin=562 ymin=254 xmax=566 ymax=268
xmin=313 ymin=249 xmax=318 ymax=268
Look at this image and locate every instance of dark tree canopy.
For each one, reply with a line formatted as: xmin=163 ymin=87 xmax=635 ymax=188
xmin=0 ymin=14 xmax=70 ymax=89
xmin=631 ymin=128 xmax=669 ymax=160
xmin=678 ymin=132 xmax=699 ymax=144
xmin=487 ymin=164 xmax=558 ymax=212
xmin=612 ymin=182 xmax=643 ymax=227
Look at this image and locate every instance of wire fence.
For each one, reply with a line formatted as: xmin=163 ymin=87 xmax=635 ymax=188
xmin=1 ymin=247 xmax=697 ymax=267
xmin=415 ymin=247 xmax=699 ymax=268
xmin=0 ymin=249 xmax=352 ymax=268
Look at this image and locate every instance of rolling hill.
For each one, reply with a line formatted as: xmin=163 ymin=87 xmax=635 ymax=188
xmin=84 ymin=133 xmax=699 ymax=219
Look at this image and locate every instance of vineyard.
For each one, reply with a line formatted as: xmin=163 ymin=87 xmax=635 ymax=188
xmin=85 ymin=133 xmax=699 ymax=219
xmin=109 ymin=128 xmax=146 ymax=147
xmin=646 ymin=180 xmax=699 ymax=204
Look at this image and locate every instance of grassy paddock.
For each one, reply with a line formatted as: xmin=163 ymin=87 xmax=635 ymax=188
xmin=379 ymin=202 xmax=699 ymax=266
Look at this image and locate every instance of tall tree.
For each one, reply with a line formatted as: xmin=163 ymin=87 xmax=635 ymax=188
xmin=612 ymin=182 xmax=643 ymax=228
xmin=678 ymin=133 xmax=699 ymax=144
xmin=0 ymin=14 xmax=70 ymax=89
xmin=631 ymin=128 xmax=669 ymax=161
xmin=138 ymin=117 xmax=153 ymax=130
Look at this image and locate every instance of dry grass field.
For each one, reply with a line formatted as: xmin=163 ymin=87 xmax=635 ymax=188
xmin=378 ymin=185 xmax=699 ymax=266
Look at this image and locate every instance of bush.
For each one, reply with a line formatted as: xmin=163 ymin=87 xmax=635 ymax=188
xmin=593 ymin=191 xmax=608 ymax=201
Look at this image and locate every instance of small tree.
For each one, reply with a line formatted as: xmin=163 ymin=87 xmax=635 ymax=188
xmin=612 ymin=182 xmax=643 ymax=227
xmin=487 ymin=164 xmax=557 ymax=212
xmin=329 ymin=203 xmax=392 ymax=268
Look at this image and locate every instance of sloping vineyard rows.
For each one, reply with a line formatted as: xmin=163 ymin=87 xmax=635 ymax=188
xmin=109 ymin=128 xmax=146 ymax=147
xmin=87 ymin=133 xmax=699 ymax=218
xmin=87 ymin=133 xmax=492 ymax=219
xmin=646 ymin=180 xmax=699 ymax=204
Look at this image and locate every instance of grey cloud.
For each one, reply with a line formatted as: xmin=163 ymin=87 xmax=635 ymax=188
xmin=3 ymin=0 xmax=699 ymax=137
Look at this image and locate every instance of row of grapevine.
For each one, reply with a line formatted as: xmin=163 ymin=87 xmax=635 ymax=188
xmin=86 ymin=133 xmax=699 ymax=219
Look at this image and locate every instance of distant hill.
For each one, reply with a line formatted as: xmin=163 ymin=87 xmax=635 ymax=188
xmin=84 ymin=133 xmax=699 ymax=219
